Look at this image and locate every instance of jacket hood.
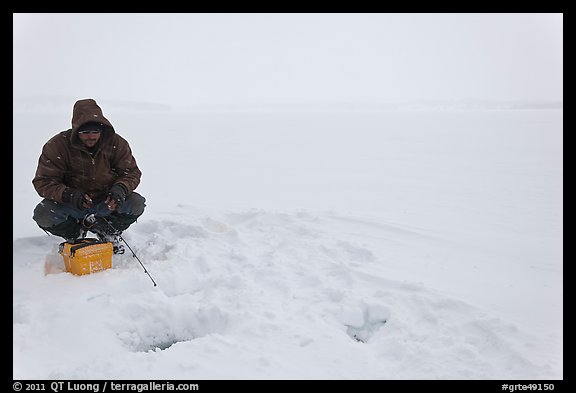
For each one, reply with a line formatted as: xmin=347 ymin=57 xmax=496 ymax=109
xmin=71 ymin=99 xmax=115 ymax=135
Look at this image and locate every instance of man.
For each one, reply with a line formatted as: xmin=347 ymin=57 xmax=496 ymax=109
xmin=32 ymin=98 xmax=146 ymax=254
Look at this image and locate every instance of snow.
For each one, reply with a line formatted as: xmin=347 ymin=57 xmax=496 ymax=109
xmin=13 ymin=101 xmax=563 ymax=379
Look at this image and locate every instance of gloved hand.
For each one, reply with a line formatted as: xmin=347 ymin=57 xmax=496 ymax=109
xmin=63 ymin=188 xmax=93 ymax=209
xmin=105 ymin=183 xmax=128 ymax=211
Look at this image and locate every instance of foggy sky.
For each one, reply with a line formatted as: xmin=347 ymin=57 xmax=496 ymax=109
xmin=13 ymin=13 xmax=563 ymax=107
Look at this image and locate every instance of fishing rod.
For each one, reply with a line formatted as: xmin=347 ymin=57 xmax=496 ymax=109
xmin=84 ymin=214 xmax=157 ymax=287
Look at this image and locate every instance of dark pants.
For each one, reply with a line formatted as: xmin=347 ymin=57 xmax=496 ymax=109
xmin=33 ymin=192 xmax=146 ymax=240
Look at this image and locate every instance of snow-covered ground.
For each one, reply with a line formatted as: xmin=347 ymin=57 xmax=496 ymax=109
xmin=13 ymin=102 xmax=563 ymax=379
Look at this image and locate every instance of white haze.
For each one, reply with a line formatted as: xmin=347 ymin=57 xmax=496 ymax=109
xmin=13 ymin=13 xmax=563 ymax=106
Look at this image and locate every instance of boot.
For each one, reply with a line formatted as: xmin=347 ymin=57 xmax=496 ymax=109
xmin=81 ymin=214 xmax=125 ymax=254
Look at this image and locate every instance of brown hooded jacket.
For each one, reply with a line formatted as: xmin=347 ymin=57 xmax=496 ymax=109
xmin=32 ymin=99 xmax=142 ymax=203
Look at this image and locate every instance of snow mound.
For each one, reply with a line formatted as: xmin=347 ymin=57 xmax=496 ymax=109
xmin=13 ymin=209 xmax=559 ymax=379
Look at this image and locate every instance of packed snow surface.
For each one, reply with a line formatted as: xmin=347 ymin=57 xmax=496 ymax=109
xmin=13 ymin=105 xmax=562 ymax=379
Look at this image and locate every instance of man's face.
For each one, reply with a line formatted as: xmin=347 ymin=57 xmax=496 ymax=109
xmin=78 ymin=130 xmax=101 ymax=148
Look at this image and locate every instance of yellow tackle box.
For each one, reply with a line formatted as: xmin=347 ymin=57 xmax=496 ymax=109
xmin=58 ymin=238 xmax=113 ymax=276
